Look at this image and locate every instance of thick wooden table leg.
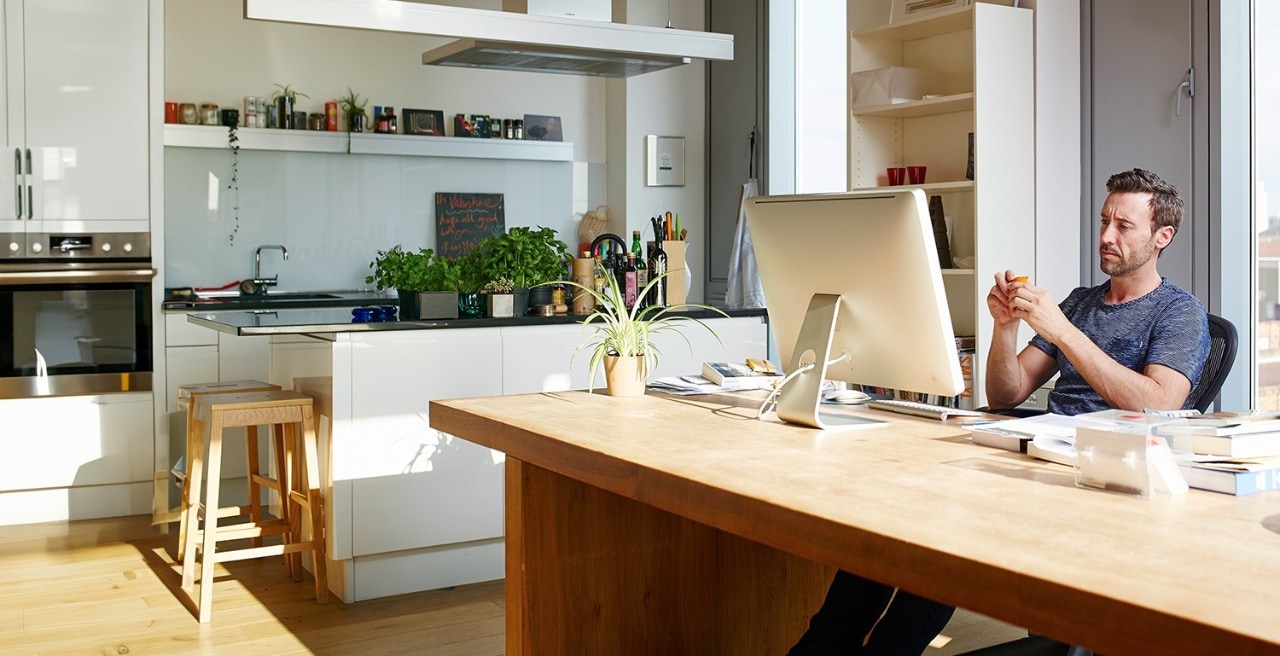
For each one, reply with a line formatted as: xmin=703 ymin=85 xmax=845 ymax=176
xmin=505 ymin=457 xmax=831 ymax=656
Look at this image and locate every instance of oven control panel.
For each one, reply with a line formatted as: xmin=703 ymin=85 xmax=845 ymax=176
xmin=0 ymin=232 xmax=150 ymax=260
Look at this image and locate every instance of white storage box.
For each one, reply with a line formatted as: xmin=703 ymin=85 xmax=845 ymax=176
xmin=503 ymin=0 xmax=611 ymax=22
xmin=850 ymin=66 xmax=968 ymax=107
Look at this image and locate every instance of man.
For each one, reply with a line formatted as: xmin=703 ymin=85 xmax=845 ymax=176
xmin=986 ymin=167 xmax=1210 ymax=413
xmin=787 ymin=169 xmax=1210 ymax=656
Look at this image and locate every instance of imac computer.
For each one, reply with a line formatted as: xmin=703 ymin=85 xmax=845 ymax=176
xmin=744 ymin=188 xmax=964 ymax=429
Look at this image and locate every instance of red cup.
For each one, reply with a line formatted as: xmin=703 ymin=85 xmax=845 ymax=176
xmin=886 ymin=167 xmax=907 ymax=186
xmin=164 ymin=101 xmax=178 ymax=124
xmin=907 ymin=165 xmax=927 ymax=184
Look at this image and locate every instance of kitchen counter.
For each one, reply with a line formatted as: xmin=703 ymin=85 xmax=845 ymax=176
xmin=182 ymin=308 xmax=772 ymax=603
xmin=188 ymin=306 xmax=766 ymax=336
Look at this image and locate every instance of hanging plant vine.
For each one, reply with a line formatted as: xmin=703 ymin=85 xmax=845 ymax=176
xmin=226 ymin=123 xmax=241 ymax=246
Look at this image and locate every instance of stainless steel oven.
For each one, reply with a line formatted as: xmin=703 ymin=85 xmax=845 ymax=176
xmin=0 ymin=232 xmax=155 ymax=398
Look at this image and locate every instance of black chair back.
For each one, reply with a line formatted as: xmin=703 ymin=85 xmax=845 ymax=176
xmin=1187 ymin=313 xmax=1238 ymax=413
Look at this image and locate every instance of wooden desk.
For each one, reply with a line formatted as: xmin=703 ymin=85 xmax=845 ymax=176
xmin=429 ymin=391 xmax=1280 ymax=655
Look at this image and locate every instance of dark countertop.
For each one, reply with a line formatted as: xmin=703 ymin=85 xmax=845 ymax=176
xmin=188 ymin=306 xmax=768 ymax=336
xmin=163 ymin=289 xmax=392 ymax=312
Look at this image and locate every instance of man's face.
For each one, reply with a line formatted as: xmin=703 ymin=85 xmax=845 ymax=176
xmin=1098 ymin=191 xmax=1167 ymax=277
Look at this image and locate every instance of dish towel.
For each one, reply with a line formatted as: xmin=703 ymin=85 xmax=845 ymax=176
xmin=725 ymin=178 xmax=765 ymax=309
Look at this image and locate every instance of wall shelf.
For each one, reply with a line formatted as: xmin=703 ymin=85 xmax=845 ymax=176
xmin=852 ymin=5 xmax=973 ymax=41
xmin=856 ymin=180 xmax=975 ymax=194
xmin=851 ymin=93 xmax=974 ymax=119
xmin=163 ymin=124 xmax=574 ymax=162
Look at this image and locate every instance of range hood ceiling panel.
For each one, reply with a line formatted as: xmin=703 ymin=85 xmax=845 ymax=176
xmin=245 ymin=0 xmax=733 ymax=77
xmin=422 ymin=39 xmax=691 ymax=77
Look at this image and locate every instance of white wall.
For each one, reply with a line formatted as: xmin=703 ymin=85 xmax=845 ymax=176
xmin=163 ymin=0 xmax=706 ymax=294
xmin=603 ymin=0 xmax=710 ymax=302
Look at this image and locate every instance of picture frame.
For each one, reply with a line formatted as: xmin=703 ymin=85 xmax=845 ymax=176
xmin=522 ymin=114 xmax=563 ymax=141
xmin=404 ymin=108 xmax=445 ymax=136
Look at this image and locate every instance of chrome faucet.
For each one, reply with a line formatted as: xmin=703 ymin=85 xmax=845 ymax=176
xmin=252 ymin=244 xmax=288 ymax=290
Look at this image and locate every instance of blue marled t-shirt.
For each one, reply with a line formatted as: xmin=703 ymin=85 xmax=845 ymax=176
xmin=1029 ymin=278 xmax=1209 ymax=415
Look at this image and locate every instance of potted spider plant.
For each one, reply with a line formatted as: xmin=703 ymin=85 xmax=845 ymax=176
xmin=272 ymin=83 xmax=309 ymax=129
xmin=338 ymin=87 xmax=368 ymax=133
xmin=557 ymin=272 xmax=727 ymax=396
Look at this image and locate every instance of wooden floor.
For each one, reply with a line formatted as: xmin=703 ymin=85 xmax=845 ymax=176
xmin=0 ymin=515 xmax=1024 ymax=655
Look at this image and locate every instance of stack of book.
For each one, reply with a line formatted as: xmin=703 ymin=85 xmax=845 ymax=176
xmin=1155 ymin=412 xmax=1280 ymax=495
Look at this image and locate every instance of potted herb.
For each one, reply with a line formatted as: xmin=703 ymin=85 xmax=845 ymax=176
xmin=559 ymin=272 xmax=727 ymax=396
xmin=481 ymin=277 xmax=517 ymax=318
xmin=338 ymin=87 xmax=368 ymax=133
xmin=272 ymin=83 xmax=309 ymax=129
xmin=476 ymin=226 xmax=571 ymax=315
xmin=366 ymin=245 xmax=472 ymax=320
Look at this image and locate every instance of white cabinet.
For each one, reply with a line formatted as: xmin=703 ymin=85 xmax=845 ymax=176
xmin=0 ymin=393 xmax=153 ymax=526
xmin=847 ymin=2 xmax=1033 ymax=407
xmin=0 ymin=0 xmax=149 ymax=238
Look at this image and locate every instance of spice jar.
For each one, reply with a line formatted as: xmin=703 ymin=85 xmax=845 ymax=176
xmin=179 ymin=103 xmax=198 ymax=125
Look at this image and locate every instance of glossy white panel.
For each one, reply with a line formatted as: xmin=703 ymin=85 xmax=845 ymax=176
xmin=350 ymin=540 xmax=504 ymax=602
xmin=0 ymin=393 xmax=152 ymax=491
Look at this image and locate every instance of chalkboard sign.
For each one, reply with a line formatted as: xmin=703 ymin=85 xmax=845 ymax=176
xmin=435 ymin=192 xmax=505 ymax=258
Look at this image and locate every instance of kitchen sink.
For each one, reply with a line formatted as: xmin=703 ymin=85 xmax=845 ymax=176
xmin=256 ymin=292 xmax=342 ymax=300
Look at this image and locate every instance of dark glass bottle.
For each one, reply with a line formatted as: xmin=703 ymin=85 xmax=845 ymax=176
xmin=623 ymin=253 xmax=638 ymax=310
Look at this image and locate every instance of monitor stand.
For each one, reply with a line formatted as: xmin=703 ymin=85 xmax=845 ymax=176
xmin=775 ymin=293 xmax=887 ymax=430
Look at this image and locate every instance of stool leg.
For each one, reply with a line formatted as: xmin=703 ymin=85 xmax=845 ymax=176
xmin=197 ymin=413 xmax=226 ymax=624
xmin=180 ymin=414 xmax=207 ymax=589
xmin=299 ymin=406 xmax=328 ymax=604
xmin=177 ymin=405 xmax=198 ymax=566
xmin=282 ymin=421 xmax=304 ymax=582
xmin=245 ymin=424 xmax=264 ymax=548
xmin=271 ymin=422 xmax=296 ymax=577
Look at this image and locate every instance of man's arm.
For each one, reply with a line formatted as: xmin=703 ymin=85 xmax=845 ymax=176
xmin=1008 ymin=283 xmax=1192 ymax=411
xmin=985 ymin=272 xmax=1058 ymax=408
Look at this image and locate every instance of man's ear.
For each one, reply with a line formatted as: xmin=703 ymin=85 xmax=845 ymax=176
xmin=1154 ymin=225 xmax=1175 ymax=250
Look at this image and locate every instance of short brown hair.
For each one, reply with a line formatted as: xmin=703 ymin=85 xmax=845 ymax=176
xmin=1105 ymin=168 xmax=1183 ymax=237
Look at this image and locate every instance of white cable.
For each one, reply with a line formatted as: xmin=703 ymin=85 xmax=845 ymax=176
xmin=755 ymin=351 xmax=852 ymax=419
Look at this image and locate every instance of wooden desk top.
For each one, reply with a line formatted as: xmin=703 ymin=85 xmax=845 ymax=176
xmin=429 ymin=391 xmax=1280 ymax=655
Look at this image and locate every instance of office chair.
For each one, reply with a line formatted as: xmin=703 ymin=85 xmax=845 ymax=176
xmin=957 ymin=313 xmax=1238 ymax=656
xmin=1186 ymin=313 xmax=1237 ymax=413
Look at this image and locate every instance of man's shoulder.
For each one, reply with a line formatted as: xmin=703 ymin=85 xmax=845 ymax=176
xmin=1152 ymin=278 xmax=1207 ymax=312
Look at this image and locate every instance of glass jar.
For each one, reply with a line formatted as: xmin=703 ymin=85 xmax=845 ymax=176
xmin=200 ymin=103 xmax=219 ymax=126
xmin=179 ymin=102 xmax=198 ymax=125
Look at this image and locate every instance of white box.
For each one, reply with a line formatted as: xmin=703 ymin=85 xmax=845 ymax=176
xmin=503 ymin=0 xmax=611 ymax=22
xmin=849 ymin=66 xmax=968 ymax=107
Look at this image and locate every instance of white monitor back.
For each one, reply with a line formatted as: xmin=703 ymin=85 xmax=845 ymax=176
xmin=744 ymin=189 xmax=963 ymax=400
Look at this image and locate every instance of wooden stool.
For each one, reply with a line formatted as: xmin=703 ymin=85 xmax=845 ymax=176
xmin=181 ymin=390 xmax=328 ymax=623
xmin=175 ymin=380 xmax=282 ymax=568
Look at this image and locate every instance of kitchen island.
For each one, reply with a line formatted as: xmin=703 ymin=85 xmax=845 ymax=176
xmin=186 ymin=307 xmax=769 ymax=602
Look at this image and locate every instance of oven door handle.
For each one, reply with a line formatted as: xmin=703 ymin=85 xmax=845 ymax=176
xmin=0 ymin=268 xmax=157 ymax=285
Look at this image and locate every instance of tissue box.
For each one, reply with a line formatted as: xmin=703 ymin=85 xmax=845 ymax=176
xmin=849 ymin=67 xmax=967 ymax=107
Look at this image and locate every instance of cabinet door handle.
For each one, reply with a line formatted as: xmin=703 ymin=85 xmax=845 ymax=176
xmin=13 ymin=148 xmax=21 ymax=219
xmin=24 ymin=148 xmax=32 ymax=219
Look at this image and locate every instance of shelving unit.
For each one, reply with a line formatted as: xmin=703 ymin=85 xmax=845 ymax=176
xmin=847 ymin=1 xmax=1033 ymax=407
xmin=163 ymin=124 xmax=574 ymax=162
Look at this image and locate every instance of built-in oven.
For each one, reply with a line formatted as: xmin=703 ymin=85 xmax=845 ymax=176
xmin=0 ymin=232 xmax=155 ymax=399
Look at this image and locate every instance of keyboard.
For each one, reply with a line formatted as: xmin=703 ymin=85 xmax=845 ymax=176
xmin=866 ymin=399 xmax=985 ymax=421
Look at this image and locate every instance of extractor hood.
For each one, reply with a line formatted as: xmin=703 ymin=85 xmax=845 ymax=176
xmin=421 ymin=39 xmax=689 ymax=77
xmin=244 ymin=0 xmax=734 ymax=78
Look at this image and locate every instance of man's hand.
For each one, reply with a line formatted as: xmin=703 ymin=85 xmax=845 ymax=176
xmin=1004 ymin=276 xmax=1072 ymax=343
xmin=987 ymin=270 xmax=1024 ymax=327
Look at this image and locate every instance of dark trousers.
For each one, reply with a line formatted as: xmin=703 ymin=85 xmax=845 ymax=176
xmin=787 ymin=570 xmax=956 ymax=656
